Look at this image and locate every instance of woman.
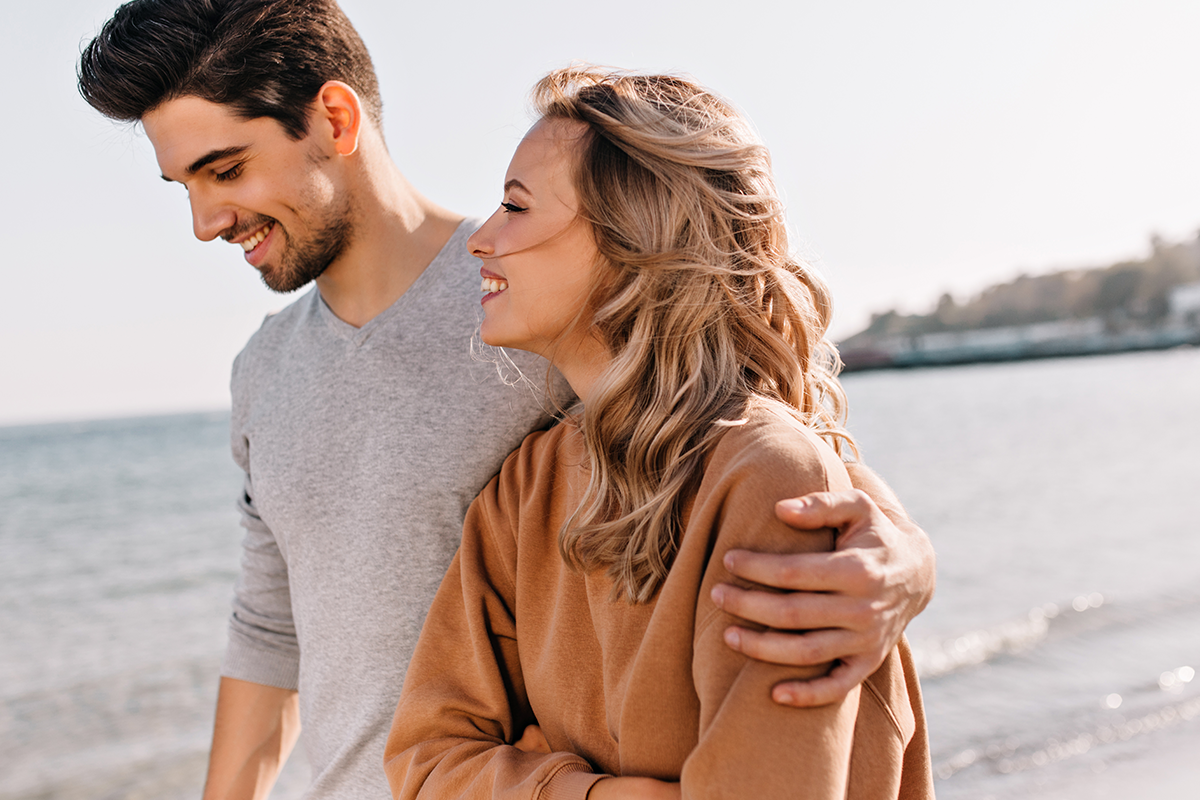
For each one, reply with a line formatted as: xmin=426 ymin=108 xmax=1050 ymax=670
xmin=384 ymin=67 xmax=931 ymax=800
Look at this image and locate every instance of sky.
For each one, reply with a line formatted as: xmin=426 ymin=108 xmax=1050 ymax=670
xmin=3 ymin=0 xmax=1199 ymax=425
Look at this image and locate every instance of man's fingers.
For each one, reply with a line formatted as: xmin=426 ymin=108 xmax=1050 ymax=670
xmin=712 ymin=581 xmax=869 ymax=630
xmin=775 ymin=490 xmax=881 ymax=534
xmin=721 ymin=548 xmax=863 ymax=593
xmin=721 ymin=624 xmax=863 ymax=667
xmin=770 ymin=657 xmax=874 ymax=707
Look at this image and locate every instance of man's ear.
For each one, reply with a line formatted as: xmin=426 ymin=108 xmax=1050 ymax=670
xmin=314 ymin=81 xmax=362 ymax=156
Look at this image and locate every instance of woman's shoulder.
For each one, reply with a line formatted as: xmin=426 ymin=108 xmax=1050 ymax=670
xmin=678 ymin=398 xmax=852 ymax=577
xmin=502 ymin=415 xmax=581 ymax=473
xmin=465 ymin=418 xmax=583 ymax=570
xmin=704 ymin=397 xmax=853 ymax=497
xmin=489 ymin=416 xmax=587 ymax=510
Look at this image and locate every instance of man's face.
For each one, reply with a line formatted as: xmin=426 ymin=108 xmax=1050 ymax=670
xmin=143 ymin=96 xmax=353 ymax=293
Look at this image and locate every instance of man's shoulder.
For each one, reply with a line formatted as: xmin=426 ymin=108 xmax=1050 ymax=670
xmin=232 ymin=288 xmax=318 ymax=377
xmin=255 ymin=286 xmax=317 ymax=333
xmin=416 ymin=216 xmax=485 ymax=293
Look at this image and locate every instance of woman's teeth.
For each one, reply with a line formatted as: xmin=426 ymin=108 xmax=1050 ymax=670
xmin=481 ymin=278 xmax=509 ymax=294
xmin=240 ymin=223 xmax=274 ymax=251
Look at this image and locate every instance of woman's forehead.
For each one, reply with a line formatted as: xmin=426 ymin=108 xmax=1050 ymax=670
xmin=507 ymin=119 xmax=588 ymax=200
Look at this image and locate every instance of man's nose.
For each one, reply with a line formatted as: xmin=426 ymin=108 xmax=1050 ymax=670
xmin=189 ymin=188 xmax=237 ymax=242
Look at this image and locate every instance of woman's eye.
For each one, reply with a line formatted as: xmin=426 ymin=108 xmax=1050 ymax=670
xmin=215 ymin=164 xmax=244 ymax=182
xmin=501 ymin=201 xmax=527 ymax=213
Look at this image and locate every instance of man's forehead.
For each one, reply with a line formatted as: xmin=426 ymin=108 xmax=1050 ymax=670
xmin=142 ymin=96 xmax=277 ymax=179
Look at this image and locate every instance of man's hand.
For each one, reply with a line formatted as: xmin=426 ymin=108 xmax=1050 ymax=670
xmin=711 ymin=466 xmax=935 ymax=708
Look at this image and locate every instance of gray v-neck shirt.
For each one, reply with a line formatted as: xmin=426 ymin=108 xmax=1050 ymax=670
xmin=224 ymin=220 xmax=570 ymax=798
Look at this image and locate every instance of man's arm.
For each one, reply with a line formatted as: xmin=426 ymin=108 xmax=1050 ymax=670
xmin=213 ymin=362 xmax=304 ymax=796
xmin=202 ymin=677 xmax=300 ymax=800
xmin=710 ymin=462 xmax=936 ymax=707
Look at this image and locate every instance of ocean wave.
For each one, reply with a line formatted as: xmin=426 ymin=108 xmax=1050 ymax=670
xmin=933 ymin=680 xmax=1200 ymax=784
xmin=911 ymin=588 xmax=1200 ymax=680
xmin=911 ymin=594 xmax=1105 ymax=678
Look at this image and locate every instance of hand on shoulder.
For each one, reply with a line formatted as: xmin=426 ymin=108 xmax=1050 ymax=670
xmin=712 ymin=468 xmax=936 ymax=707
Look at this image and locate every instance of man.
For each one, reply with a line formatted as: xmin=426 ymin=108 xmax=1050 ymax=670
xmin=78 ymin=1 xmax=936 ymax=798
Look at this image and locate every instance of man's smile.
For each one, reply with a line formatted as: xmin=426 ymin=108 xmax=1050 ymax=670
xmin=236 ymin=221 xmax=275 ymax=252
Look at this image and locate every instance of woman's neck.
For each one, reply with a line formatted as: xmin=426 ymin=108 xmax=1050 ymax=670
xmin=546 ymin=336 xmax=612 ymax=407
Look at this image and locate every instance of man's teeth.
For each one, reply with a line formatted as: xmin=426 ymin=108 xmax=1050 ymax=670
xmin=480 ymin=277 xmax=509 ymax=294
xmin=240 ymin=224 xmax=274 ymax=252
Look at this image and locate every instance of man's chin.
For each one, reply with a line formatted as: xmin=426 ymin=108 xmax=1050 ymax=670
xmin=259 ymin=263 xmax=325 ymax=294
xmin=260 ymin=273 xmax=309 ymax=294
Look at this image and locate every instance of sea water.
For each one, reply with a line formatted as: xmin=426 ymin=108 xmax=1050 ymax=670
xmin=845 ymin=347 xmax=1200 ymax=798
xmin=1 ymin=348 xmax=1198 ymax=798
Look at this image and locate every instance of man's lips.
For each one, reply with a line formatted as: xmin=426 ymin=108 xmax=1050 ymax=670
xmin=237 ymin=222 xmax=274 ymax=252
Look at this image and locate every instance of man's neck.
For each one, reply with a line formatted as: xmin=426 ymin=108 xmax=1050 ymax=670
xmin=315 ymin=143 xmax=463 ymax=329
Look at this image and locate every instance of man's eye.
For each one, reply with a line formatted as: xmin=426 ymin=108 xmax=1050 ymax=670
xmin=215 ymin=163 xmax=244 ymax=182
xmin=501 ymin=201 xmax=527 ymax=213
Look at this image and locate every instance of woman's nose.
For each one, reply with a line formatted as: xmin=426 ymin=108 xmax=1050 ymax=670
xmin=467 ymin=212 xmax=500 ymax=257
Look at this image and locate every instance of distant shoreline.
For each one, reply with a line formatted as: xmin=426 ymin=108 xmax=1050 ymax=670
xmin=840 ymin=321 xmax=1200 ymax=373
xmin=838 ymin=232 xmax=1200 ymax=374
xmin=0 ymin=407 xmax=230 ymax=433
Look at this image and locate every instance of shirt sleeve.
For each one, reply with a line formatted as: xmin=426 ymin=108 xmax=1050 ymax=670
xmin=680 ymin=420 xmax=861 ymax=800
xmin=384 ymin=454 xmax=605 ymax=800
xmin=219 ymin=353 xmax=300 ymax=690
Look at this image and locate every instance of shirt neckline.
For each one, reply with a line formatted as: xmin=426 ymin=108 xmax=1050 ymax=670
xmin=313 ymin=218 xmax=480 ymax=346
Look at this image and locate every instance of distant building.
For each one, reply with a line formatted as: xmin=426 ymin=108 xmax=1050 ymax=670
xmin=1168 ymin=282 xmax=1200 ymax=326
xmin=914 ymin=319 xmax=1105 ymax=355
xmin=839 ymin=313 xmax=1200 ymax=372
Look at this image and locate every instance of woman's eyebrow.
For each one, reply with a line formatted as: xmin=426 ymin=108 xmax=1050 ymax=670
xmin=504 ymin=179 xmax=530 ymax=194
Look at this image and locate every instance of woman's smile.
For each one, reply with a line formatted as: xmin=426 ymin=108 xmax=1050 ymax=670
xmin=479 ymin=268 xmax=509 ymax=302
xmin=467 ymin=119 xmax=604 ymax=359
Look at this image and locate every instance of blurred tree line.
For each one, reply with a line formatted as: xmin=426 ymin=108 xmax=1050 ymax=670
xmin=850 ymin=231 xmax=1200 ymax=340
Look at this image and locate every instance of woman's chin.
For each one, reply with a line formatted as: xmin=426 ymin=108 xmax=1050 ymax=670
xmin=479 ymin=322 xmax=521 ymax=351
xmin=478 ymin=322 xmax=503 ymax=348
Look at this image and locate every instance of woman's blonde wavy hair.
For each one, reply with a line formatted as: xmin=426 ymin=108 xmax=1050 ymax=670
xmin=535 ymin=66 xmax=856 ymax=603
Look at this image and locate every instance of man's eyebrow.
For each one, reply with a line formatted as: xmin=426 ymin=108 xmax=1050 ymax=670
xmin=160 ymin=146 xmax=251 ymax=182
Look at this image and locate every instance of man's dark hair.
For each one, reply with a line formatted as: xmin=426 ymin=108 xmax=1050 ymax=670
xmin=78 ymin=0 xmax=382 ymax=139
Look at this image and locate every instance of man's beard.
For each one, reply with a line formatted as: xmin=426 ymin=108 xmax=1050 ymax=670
xmin=260 ymin=201 xmax=354 ymax=294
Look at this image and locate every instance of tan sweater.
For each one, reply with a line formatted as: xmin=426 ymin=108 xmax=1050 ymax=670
xmin=385 ymin=399 xmax=933 ymax=800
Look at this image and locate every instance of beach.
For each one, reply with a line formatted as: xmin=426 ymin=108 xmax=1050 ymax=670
xmin=2 ymin=347 xmax=1198 ymax=798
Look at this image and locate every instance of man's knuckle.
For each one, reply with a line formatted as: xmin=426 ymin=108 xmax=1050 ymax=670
xmin=779 ymin=604 xmax=809 ymax=629
xmin=844 ymin=603 xmax=876 ymax=631
xmin=803 ymin=640 xmax=831 ymax=663
xmin=843 ymin=557 xmax=885 ymax=590
xmin=799 ymin=491 xmax=829 ymax=512
xmin=776 ymin=559 xmax=806 ymax=586
xmin=859 ymin=561 xmax=888 ymax=590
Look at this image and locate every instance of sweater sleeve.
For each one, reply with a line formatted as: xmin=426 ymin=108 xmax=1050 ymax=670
xmin=220 ymin=353 xmax=300 ymax=690
xmin=384 ymin=446 xmax=606 ymax=800
xmin=681 ymin=417 xmax=860 ymax=800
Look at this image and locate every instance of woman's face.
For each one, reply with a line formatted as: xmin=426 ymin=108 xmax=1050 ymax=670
xmin=468 ymin=118 xmax=606 ymax=362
